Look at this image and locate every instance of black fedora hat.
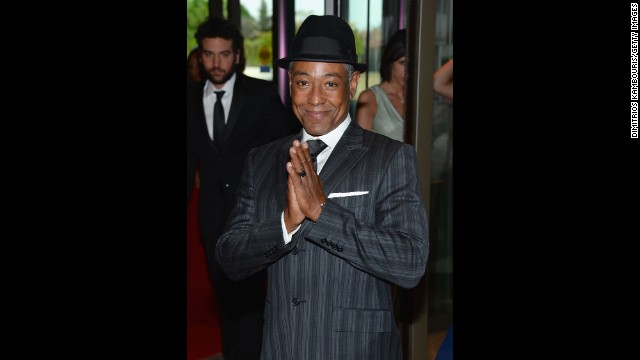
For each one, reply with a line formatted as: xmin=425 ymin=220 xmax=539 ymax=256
xmin=276 ymin=15 xmax=368 ymax=73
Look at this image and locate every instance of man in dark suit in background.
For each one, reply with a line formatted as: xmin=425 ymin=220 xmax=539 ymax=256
xmin=187 ymin=16 xmax=300 ymax=360
xmin=216 ymin=15 xmax=429 ymax=360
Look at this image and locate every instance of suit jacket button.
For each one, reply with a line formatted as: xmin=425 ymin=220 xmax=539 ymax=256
xmin=292 ymin=247 xmax=299 ymax=255
xmin=292 ymin=298 xmax=300 ymax=306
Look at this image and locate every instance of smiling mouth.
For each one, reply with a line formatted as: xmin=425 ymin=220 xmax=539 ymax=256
xmin=303 ymin=109 xmax=331 ymax=119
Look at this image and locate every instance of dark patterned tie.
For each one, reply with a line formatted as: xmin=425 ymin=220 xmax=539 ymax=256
xmin=213 ymin=91 xmax=226 ymax=145
xmin=306 ymin=139 xmax=328 ymax=171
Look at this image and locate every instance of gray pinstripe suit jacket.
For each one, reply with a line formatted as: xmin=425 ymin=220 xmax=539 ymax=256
xmin=216 ymin=120 xmax=429 ymax=360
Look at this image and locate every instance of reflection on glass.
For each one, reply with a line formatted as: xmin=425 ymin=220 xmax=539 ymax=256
xmin=344 ymin=0 xmax=383 ymax=120
xmin=294 ymin=1 xmax=324 ymax=32
xmin=241 ymin=0 xmax=276 ymax=80
xmin=429 ymin=0 xmax=454 ymax=340
xmin=348 ymin=0 xmax=383 ymax=100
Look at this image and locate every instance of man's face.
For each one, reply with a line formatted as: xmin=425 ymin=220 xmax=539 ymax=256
xmin=289 ymin=61 xmax=360 ymax=137
xmin=200 ymin=37 xmax=239 ymax=86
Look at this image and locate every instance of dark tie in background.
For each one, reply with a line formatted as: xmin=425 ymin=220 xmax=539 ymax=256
xmin=306 ymin=139 xmax=328 ymax=171
xmin=214 ymin=91 xmax=226 ymax=145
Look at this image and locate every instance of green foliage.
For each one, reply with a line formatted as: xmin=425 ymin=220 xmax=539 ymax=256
xmin=258 ymin=0 xmax=271 ymax=32
xmin=245 ymin=32 xmax=273 ymax=67
xmin=241 ymin=8 xmax=259 ymax=40
xmin=351 ymin=24 xmax=365 ymax=65
xmin=184 ymin=1 xmax=274 ymax=69
xmin=187 ymin=0 xmax=208 ymax=56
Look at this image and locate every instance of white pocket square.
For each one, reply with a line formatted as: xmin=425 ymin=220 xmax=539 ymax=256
xmin=327 ymin=191 xmax=369 ymax=198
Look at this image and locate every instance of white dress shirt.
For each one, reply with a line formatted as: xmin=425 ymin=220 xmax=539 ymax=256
xmin=202 ymin=73 xmax=236 ymax=140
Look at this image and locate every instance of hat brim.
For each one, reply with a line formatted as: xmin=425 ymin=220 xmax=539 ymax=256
xmin=276 ymin=54 xmax=368 ymax=73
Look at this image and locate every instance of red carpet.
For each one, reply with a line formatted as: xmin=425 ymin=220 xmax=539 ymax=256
xmin=187 ymin=187 xmax=222 ymax=359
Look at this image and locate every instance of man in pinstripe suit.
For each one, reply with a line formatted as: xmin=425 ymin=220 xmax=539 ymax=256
xmin=216 ymin=15 xmax=429 ymax=360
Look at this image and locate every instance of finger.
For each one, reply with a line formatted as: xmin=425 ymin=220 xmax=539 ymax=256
xmin=284 ymin=174 xmax=304 ymax=229
xmin=298 ymin=141 xmax=313 ymax=167
xmin=289 ymin=145 xmax=305 ymax=173
xmin=286 ymin=174 xmax=298 ymax=202
xmin=286 ymin=162 xmax=300 ymax=180
xmin=290 ymin=145 xmax=309 ymax=178
xmin=293 ymin=141 xmax=311 ymax=170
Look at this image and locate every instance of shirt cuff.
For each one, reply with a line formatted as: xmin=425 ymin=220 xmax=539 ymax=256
xmin=281 ymin=211 xmax=301 ymax=244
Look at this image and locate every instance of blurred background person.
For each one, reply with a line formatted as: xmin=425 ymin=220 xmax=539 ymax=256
xmin=187 ymin=47 xmax=203 ymax=189
xmin=355 ymin=28 xmax=407 ymax=142
xmin=187 ymin=47 xmax=203 ymax=85
xmin=433 ymin=58 xmax=453 ymax=101
xmin=187 ymin=16 xmax=300 ymax=360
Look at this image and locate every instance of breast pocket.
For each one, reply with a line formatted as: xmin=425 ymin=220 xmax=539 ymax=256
xmin=328 ymin=193 xmax=370 ymax=209
xmin=328 ymin=193 xmax=371 ymax=221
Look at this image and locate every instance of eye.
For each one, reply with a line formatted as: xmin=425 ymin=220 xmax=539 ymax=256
xmin=325 ymin=81 xmax=338 ymax=89
xmin=295 ymin=80 xmax=309 ymax=87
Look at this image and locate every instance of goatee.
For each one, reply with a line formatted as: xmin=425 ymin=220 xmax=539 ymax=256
xmin=208 ymin=65 xmax=236 ymax=85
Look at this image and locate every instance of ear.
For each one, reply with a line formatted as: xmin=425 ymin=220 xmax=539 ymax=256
xmin=235 ymin=50 xmax=241 ymax=65
xmin=349 ymin=72 xmax=361 ymax=98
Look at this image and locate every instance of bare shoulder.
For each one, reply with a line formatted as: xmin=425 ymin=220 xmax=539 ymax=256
xmin=357 ymin=88 xmax=376 ymax=105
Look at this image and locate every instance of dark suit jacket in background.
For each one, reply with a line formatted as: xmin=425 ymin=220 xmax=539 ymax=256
xmin=187 ymin=73 xmax=300 ymax=359
xmin=187 ymin=74 xmax=299 ymax=241
xmin=216 ymin=121 xmax=429 ymax=360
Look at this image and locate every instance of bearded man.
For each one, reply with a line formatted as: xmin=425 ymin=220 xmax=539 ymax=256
xmin=187 ymin=16 xmax=300 ymax=360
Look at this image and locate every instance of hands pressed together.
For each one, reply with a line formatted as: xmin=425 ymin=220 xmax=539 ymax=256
xmin=283 ymin=140 xmax=327 ymax=232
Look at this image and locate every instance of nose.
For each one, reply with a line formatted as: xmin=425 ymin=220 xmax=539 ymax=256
xmin=309 ymin=84 xmax=323 ymax=106
xmin=211 ymin=54 xmax=221 ymax=67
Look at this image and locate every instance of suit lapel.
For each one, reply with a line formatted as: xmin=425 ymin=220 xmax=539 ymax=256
xmin=318 ymin=122 xmax=367 ymax=196
xmin=296 ymin=124 xmax=367 ymax=238
xmin=262 ymin=126 xmax=367 ymax=236
xmin=274 ymin=136 xmax=299 ymax=211
xmin=192 ymin=83 xmax=207 ymax=135
xmin=191 ymin=82 xmax=220 ymax=152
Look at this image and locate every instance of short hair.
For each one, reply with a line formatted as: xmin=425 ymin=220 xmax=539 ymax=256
xmin=379 ymin=29 xmax=407 ymax=82
xmin=195 ymin=17 xmax=244 ymax=56
xmin=195 ymin=17 xmax=245 ymax=72
xmin=344 ymin=64 xmax=355 ymax=82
